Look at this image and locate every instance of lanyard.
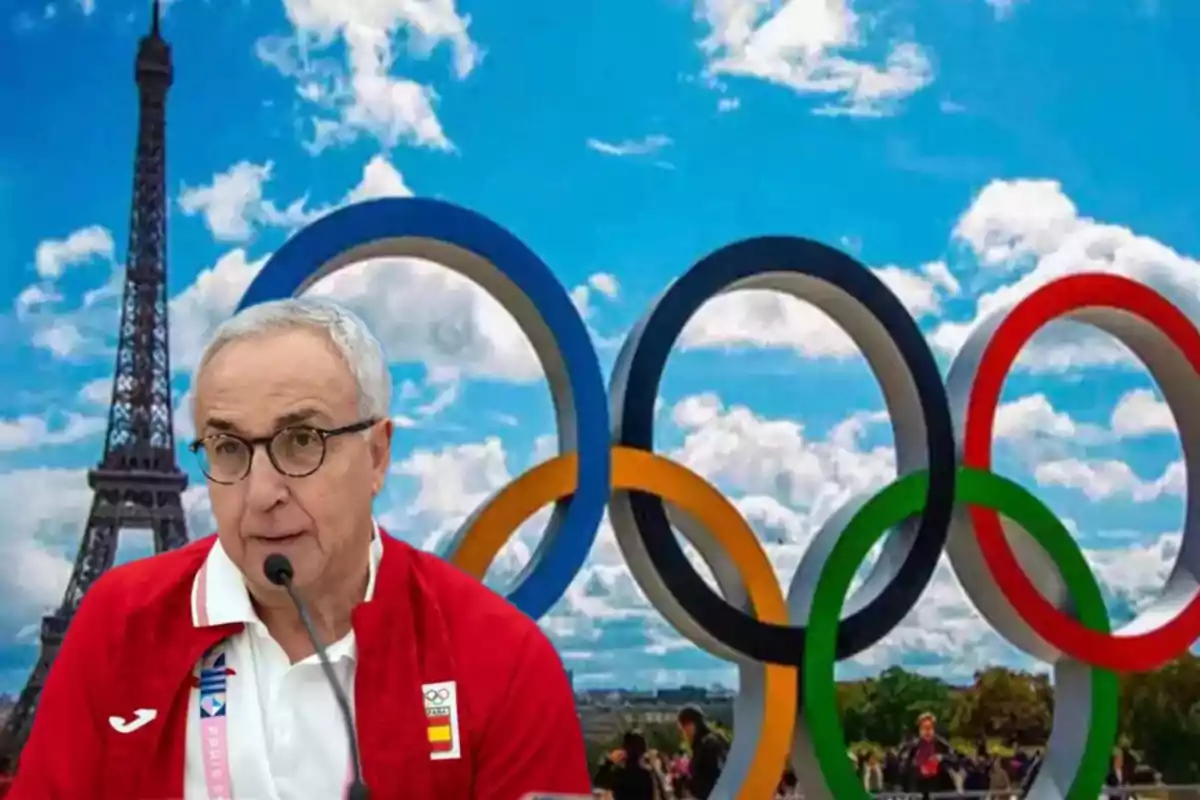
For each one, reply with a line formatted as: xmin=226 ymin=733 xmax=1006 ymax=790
xmin=197 ymin=646 xmax=235 ymax=799
xmin=195 ymin=643 xmax=355 ymax=800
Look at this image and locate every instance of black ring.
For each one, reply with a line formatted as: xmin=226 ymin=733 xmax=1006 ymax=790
xmin=609 ymin=236 xmax=956 ymax=665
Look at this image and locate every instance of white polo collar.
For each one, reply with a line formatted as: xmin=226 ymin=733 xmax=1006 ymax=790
xmin=191 ymin=521 xmax=383 ymax=635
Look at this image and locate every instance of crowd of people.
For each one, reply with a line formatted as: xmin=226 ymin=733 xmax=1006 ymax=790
xmin=593 ymin=706 xmax=728 ymax=800
xmin=842 ymin=712 xmax=1162 ymax=798
xmin=592 ymin=708 xmax=1164 ymax=800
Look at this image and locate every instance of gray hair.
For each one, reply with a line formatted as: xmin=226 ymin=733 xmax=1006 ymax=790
xmin=195 ymin=297 xmax=391 ymax=420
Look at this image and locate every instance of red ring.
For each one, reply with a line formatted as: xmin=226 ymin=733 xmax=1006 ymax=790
xmin=964 ymin=274 xmax=1200 ymax=672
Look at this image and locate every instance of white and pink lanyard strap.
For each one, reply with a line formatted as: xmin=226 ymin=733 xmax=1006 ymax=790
xmin=195 ymin=644 xmax=356 ymax=800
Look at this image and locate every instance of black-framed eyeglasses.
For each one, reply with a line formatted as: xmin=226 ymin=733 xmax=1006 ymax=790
xmin=188 ymin=419 xmax=378 ymax=485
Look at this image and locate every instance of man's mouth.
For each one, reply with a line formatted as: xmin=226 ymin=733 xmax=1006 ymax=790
xmin=251 ymin=531 xmax=305 ymax=543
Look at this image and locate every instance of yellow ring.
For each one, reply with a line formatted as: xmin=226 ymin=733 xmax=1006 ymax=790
xmin=449 ymin=445 xmax=796 ymax=800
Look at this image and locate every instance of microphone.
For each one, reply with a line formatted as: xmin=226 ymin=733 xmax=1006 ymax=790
xmin=264 ymin=554 xmax=369 ymax=800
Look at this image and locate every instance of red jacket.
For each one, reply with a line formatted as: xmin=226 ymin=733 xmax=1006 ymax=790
xmin=8 ymin=533 xmax=590 ymax=800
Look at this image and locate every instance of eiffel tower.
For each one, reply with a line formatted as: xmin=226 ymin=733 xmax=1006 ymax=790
xmin=0 ymin=0 xmax=188 ymax=771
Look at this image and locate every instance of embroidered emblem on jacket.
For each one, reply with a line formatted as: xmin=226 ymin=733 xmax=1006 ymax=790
xmin=422 ymin=681 xmax=461 ymax=760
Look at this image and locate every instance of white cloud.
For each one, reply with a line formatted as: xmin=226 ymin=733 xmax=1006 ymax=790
xmin=254 ymin=0 xmax=480 ymax=152
xmin=31 ymin=322 xmax=90 ymax=358
xmin=178 ymin=161 xmax=315 ymax=242
xmin=586 ymin=136 xmax=672 ymax=157
xmin=305 ymin=258 xmax=542 ymax=383
xmin=177 ymin=155 xmax=411 ymax=244
xmin=1089 ymin=532 xmax=1180 ymax=614
xmin=970 ymin=389 xmax=1177 ymax=464
xmin=169 ymin=248 xmax=270 ymax=372
xmin=17 ymin=225 xmax=127 ymax=359
xmin=1110 ymin=388 xmax=1174 ymax=438
xmin=670 ymin=392 xmax=723 ymax=429
xmin=588 ymin=273 xmax=620 ymax=299
xmin=991 ymin=393 xmax=1109 ymax=459
xmin=874 ymin=261 xmax=960 ymax=317
xmin=391 ymin=367 xmax=462 ymax=425
xmin=15 ymin=284 xmax=63 ymax=316
xmin=951 ymin=179 xmax=1080 ymax=269
xmin=694 ymin=0 xmax=933 ymax=117
xmin=77 ymin=378 xmax=111 ymax=406
xmin=668 ymin=393 xmax=895 ymax=523
xmin=382 ymin=436 xmax=556 ymax=594
xmin=1034 ymin=457 xmax=1184 ymax=503
xmin=34 ymin=225 xmax=113 ymax=280
xmin=985 ymin=0 xmax=1029 ymax=19
xmin=0 ymin=413 xmax=106 ymax=452
xmin=931 ymin=179 xmax=1200 ymax=372
xmin=678 ymin=261 xmax=959 ymax=357
xmin=392 ymin=437 xmax=512 ymax=522
xmin=0 ymin=470 xmax=85 ymax=631
xmin=343 ymin=153 xmax=414 ymax=203
xmin=571 ymin=272 xmax=621 ymax=320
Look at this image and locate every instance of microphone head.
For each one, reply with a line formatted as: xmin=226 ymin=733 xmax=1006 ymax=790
xmin=263 ymin=553 xmax=294 ymax=586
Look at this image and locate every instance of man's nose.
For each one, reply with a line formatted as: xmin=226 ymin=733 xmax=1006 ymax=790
xmin=243 ymin=445 xmax=288 ymax=509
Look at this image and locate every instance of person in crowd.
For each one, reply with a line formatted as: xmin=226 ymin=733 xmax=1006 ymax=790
xmin=962 ymin=741 xmax=992 ymax=793
xmin=8 ymin=299 xmax=590 ymax=800
xmin=668 ymin=752 xmax=689 ymax=799
xmin=1009 ymin=740 xmax=1032 ymax=784
xmin=644 ymin=748 xmax=670 ymax=788
xmin=988 ymin=748 xmax=1014 ymax=798
xmin=1106 ymin=747 xmax=1135 ymax=798
xmin=861 ymin=749 xmax=885 ymax=793
xmin=676 ymin=706 xmax=729 ymax=799
xmin=593 ymin=731 xmax=667 ymax=800
xmin=898 ymin=712 xmax=957 ymax=797
xmin=774 ymin=764 xmax=798 ymax=799
xmin=1019 ymin=748 xmax=1044 ymax=795
xmin=882 ymin=747 xmax=903 ymax=792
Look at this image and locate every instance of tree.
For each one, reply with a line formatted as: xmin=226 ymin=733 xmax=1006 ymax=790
xmin=838 ymin=666 xmax=953 ymax=745
xmin=838 ymin=680 xmax=872 ymax=743
xmin=952 ymin=667 xmax=1051 ymax=744
xmin=1119 ymin=652 xmax=1200 ymax=783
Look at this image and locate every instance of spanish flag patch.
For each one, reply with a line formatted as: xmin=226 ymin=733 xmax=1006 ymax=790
xmin=422 ymin=681 xmax=461 ymax=760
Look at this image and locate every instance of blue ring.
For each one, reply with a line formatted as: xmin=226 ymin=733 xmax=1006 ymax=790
xmin=235 ymin=197 xmax=611 ymax=620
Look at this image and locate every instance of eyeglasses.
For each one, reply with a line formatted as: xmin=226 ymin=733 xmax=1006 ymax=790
xmin=188 ymin=419 xmax=378 ymax=485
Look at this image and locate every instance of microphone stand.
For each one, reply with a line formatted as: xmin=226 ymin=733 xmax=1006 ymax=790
xmin=265 ymin=555 xmax=369 ymax=800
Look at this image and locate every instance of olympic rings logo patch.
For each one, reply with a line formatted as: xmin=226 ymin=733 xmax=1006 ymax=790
xmin=237 ymin=197 xmax=1200 ymax=800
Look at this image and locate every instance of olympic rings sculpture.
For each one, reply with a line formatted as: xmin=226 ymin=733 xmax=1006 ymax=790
xmin=237 ymin=197 xmax=1200 ymax=800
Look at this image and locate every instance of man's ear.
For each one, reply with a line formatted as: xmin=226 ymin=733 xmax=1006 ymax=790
xmin=370 ymin=419 xmax=394 ymax=495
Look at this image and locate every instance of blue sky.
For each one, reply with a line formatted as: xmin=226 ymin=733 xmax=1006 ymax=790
xmin=0 ymin=0 xmax=1198 ymax=694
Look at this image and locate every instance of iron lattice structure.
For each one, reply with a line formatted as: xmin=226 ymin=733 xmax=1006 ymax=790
xmin=0 ymin=0 xmax=189 ymax=770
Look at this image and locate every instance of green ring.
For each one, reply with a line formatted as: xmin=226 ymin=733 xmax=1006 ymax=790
xmin=801 ymin=467 xmax=1119 ymax=800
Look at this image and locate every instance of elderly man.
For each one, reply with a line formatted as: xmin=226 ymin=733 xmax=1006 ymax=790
xmin=9 ymin=298 xmax=590 ymax=799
